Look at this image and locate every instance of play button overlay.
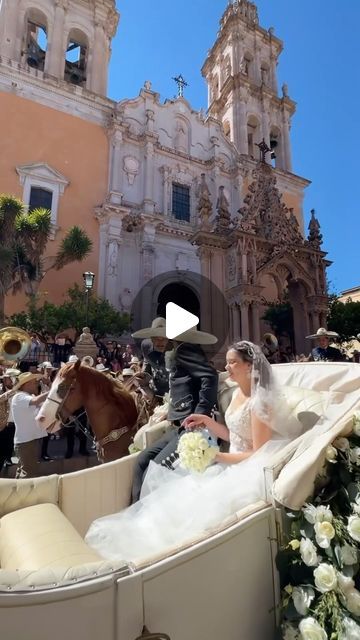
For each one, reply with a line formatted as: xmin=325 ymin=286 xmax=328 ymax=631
xmin=130 ymin=270 xmax=230 ymax=360
xmin=166 ymin=303 xmax=199 ymax=340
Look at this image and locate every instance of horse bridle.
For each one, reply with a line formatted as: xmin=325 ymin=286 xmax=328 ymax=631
xmin=47 ymin=376 xmax=132 ymax=458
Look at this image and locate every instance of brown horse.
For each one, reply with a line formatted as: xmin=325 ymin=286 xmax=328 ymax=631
xmin=37 ymin=361 xmax=138 ymax=462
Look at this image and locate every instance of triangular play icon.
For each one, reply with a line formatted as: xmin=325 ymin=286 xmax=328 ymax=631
xmin=165 ymin=303 xmax=199 ymax=340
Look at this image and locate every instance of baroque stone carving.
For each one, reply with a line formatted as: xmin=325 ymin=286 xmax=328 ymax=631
xmin=214 ymin=185 xmax=231 ymax=233
xmin=196 ymin=173 xmax=212 ymax=231
xmin=123 ymin=156 xmax=139 ymax=186
xmin=307 ymin=209 xmax=323 ymax=249
xmin=107 ymin=240 xmax=119 ymax=277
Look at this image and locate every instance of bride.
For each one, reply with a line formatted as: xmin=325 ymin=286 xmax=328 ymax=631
xmin=85 ymin=341 xmax=298 ymax=563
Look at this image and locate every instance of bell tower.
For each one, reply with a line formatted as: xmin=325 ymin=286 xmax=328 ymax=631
xmin=0 ymin=0 xmax=118 ymax=96
xmin=202 ymin=0 xmax=295 ymax=172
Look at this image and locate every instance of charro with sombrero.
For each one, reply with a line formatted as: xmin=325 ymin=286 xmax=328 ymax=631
xmin=306 ymin=327 xmax=344 ymax=362
xmin=130 ymin=316 xmax=218 ymax=502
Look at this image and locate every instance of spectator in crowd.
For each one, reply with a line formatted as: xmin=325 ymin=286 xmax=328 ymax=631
xmin=121 ymin=344 xmax=133 ymax=369
xmin=11 ymin=372 xmax=48 ymax=478
xmin=307 ymin=328 xmax=344 ymax=362
xmin=0 ymin=368 xmax=20 ymax=471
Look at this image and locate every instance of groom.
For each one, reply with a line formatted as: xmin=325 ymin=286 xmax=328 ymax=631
xmin=131 ymin=317 xmax=218 ymax=502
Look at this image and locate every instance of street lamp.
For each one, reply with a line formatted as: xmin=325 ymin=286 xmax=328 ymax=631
xmin=82 ymin=271 xmax=95 ymax=326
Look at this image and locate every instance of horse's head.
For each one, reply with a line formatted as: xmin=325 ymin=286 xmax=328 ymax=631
xmin=37 ymin=361 xmax=83 ymax=432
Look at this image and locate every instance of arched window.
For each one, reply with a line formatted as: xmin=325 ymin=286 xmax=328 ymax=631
xmin=260 ymin=62 xmax=270 ymax=86
xmin=269 ymin=126 xmax=283 ymax=169
xmin=24 ymin=9 xmax=48 ymax=72
xmin=247 ymin=115 xmax=260 ymax=158
xmin=64 ymin=29 xmax=88 ymax=86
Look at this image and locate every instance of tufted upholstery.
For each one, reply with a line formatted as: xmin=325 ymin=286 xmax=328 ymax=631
xmin=280 ymin=385 xmax=325 ymax=432
xmin=0 ymin=475 xmax=58 ymax=518
xmin=0 ymin=504 xmax=102 ymax=571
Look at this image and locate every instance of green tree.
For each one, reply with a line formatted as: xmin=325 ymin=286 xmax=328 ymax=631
xmin=327 ymin=296 xmax=360 ymax=342
xmin=0 ymin=194 xmax=92 ymax=324
xmin=7 ymin=284 xmax=130 ymax=340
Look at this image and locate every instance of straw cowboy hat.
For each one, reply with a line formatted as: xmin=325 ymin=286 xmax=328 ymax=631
xmin=38 ymin=361 xmax=55 ymax=370
xmin=132 ymin=317 xmax=217 ymax=345
xmin=122 ymin=368 xmax=135 ymax=377
xmin=130 ymin=356 xmax=141 ymax=365
xmin=306 ymin=327 xmax=340 ymax=340
xmin=0 ymin=368 xmax=21 ymax=379
xmin=68 ymin=355 xmax=79 ymax=363
xmin=95 ymin=363 xmax=110 ymax=373
xmin=132 ymin=317 xmax=167 ymax=339
xmin=13 ymin=372 xmax=42 ymax=391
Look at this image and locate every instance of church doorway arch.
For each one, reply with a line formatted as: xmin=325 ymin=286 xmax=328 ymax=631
xmin=156 ymin=283 xmax=200 ymax=322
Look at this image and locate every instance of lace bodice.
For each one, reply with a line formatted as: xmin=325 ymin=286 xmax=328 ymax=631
xmin=225 ymin=393 xmax=253 ymax=453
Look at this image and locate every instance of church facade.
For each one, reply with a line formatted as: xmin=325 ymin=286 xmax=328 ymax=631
xmin=0 ymin=0 xmax=329 ymax=354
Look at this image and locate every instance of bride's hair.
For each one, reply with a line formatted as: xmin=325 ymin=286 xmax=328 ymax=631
xmin=230 ymin=340 xmax=271 ymax=388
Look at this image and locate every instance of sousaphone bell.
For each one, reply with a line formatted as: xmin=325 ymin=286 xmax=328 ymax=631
xmin=0 ymin=327 xmax=31 ymax=361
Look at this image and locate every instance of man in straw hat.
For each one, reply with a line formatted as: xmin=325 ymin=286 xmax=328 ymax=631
xmin=11 ymin=372 xmax=48 ymax=478
xmin=130 ymin=317 xmax=218 ymax=502
xmin=306 ymin=327 xmax=344 ymax=362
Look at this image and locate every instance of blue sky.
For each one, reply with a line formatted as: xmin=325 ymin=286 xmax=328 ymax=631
xmin=109 ymin=0 xmax=359 ymax=294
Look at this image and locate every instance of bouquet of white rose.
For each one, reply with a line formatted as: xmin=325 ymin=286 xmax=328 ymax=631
xmin=177 ymin=429 xmax=219 ymax=474
xmin=277 ymin=411 xmax=360 ymax=640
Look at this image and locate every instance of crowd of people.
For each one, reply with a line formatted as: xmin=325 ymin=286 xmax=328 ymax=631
xmin=0 ymin=322 xmax=356 ymax=482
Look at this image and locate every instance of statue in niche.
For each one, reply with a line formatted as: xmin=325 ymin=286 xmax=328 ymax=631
xmin=214 ymin=186 xmax=231 ymax=232
xmin=107 ymin=240 xmax=118 ymax=277
xmin=196 ymin=173 xmax=212 ymax=230
xmin=175 ymin=121 xmax=187 ymax=153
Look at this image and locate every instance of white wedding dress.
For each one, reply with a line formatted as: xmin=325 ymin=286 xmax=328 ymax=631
xmin=85 ymin=391 xmax=290 ymax=563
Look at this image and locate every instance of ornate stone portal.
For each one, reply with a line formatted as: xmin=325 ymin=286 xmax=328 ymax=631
xmin=192 ymin=161 xmax=329 ymax=355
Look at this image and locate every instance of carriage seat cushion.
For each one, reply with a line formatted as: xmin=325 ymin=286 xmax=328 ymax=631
xmin=0 ymin=503 xmax=102 ymax=571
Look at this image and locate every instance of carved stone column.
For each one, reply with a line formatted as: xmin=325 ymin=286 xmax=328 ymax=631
xmin=241 ymin=253 xmax=248 ymax=283
xmin=282 ymin=112 xmax=292 ymax=172
xmin=47 ymin=0 xmax=68 ymax=77
xmin=240 ymin=302 xmax=250 ymax=340
xmin=197 ymin=247 xmax=212 ymax=333
xmin=252 ymin=302 xmax=261 ymax=346
xmin=237 ymin=88 xmax=248 ymax=155
xmin=232 ymin=304 xmax=241 ymax=342
xmin=161 ymin=166 xmax=171 ymax=216
xmin=108 ymin=127 xmax=124 ymax=204
xmin=143 ymin=140 xmax=155 ymax=214
xmin=261 ymin=107 xmax=271 ymax=164
xmin=0 ymin=0 xmax=22 ymax=61
xmin=89 ymin=21 xmax=108 ymax=95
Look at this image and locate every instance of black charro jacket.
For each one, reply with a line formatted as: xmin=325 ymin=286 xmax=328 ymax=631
xmin=167 ymin=343 xmax=218 ymax=423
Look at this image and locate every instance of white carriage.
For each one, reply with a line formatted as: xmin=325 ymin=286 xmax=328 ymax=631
xmin=0 ymin=362 xmax=359 ymax=640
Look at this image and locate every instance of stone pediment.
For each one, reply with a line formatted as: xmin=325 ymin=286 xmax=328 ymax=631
xmin=16 ymin=163 xmax=69 ymax=191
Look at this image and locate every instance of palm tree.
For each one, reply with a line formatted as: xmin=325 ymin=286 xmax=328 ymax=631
xmin=0 ymin=194 xmax=93 ymax=324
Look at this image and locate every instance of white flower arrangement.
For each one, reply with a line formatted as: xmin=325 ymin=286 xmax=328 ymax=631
xmin=278 ymin=412 xmax=360 ymax=639
xmin=177 ymin=429 xmax=219 ymax=474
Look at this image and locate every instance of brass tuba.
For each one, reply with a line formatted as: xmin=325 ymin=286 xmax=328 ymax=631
xmin=261 ymin=333 xmax=279 ymax=358
xmin=0 ymin=327 xmax=31 ymax=362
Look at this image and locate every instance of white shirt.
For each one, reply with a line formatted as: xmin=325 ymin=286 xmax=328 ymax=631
xmin=12 ymin=392 xmax=45 ymax=444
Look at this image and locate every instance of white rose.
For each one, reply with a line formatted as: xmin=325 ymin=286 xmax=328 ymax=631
xmin=346 ymin=589 xmax=360 ymax=616
xmin=334 ymin=437 xmax=350 ymax=451
xmin=337 ymin=572 xmax=355 ymax=594
xmin=315 ymin=506 xmax=333 ymax=523
xmin=292 ymin=586 xmax=315 ymax=616
xmin=303 ymin=504 xmax=318 ymax=524
xmin=353 ymin=412 xmax=360 ymax=436
xmin=313 ymin=563 xmax=337 ymax=593
xmin=340 ymin=543 xmax=358 ymax=566
xmin=350 ymin=448 xmax=360 ymax=466
xmin=325 ymin=445 xmax=337 ymax=463
xmin=299 ymin=617 xmax=328 ymax=640
xmin=314 ymin=521 xmax=335 ymax=549
xmin=300 ymin=538 xmax=319 ymax=567
xmin=348 ymin=515 xmax=360 ymax=542
xmin=340 ymin=617 xmax=360 ymax=640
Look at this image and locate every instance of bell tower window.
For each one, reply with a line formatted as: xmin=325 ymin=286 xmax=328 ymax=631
xmin=24 ymin=12 xmax=48 ymax=72
xmin=65 ymin=30 xmax=88 ymax=86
